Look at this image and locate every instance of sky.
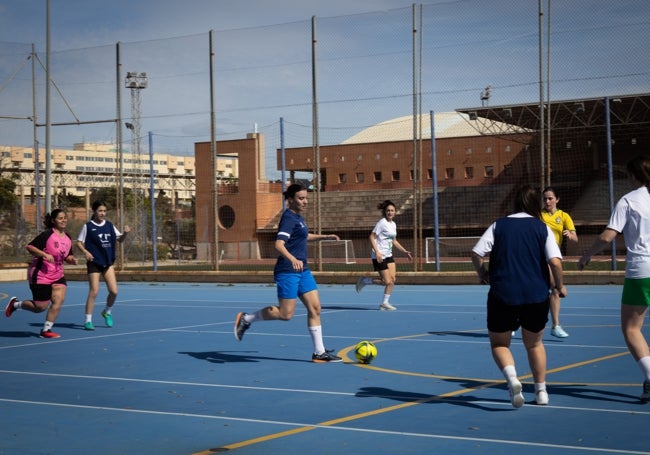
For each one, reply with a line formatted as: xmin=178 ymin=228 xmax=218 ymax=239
xmin=1 ymin=0 xmax=649 ymax=179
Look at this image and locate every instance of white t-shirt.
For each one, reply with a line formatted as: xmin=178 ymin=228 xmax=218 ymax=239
xmin=606 ymin=186 xmax=650 ymax=278
xmin=472 ymin=213 xmax=561 ymax=261
xmin=371 ymin=217 xmax=396 ymax=259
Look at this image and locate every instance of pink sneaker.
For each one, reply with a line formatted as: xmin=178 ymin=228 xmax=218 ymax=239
xmin=5 ymin=297 xmax=17 ymax=318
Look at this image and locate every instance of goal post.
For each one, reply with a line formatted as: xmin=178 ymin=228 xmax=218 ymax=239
xmin=425 ymin=236 xmax=480 ymax=264
xmin=310 ymin=239 xmax=356 ymax=264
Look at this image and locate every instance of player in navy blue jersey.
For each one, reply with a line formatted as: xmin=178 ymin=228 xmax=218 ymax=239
xmin=76 ymin=200 xmax=129 ymax=330
xmin=234 ymin=183 xmax=342 ymax=363
xmin=472 ymin=185 xmax=566 ymax=408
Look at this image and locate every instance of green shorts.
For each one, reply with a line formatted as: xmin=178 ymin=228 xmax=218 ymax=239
xmin=621 ymin=277 xmax=650 ymax=307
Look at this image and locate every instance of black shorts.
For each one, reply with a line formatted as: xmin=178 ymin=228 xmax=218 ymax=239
xmin=30 ymin=277 xmax=67 ymax=302
xmin=486 ymin=291 xmax=549 ymax=333
xmin=86 ymin=262 xmax=113 ymax=274
xmin=372 ymin=256 xmax=395 ymax=272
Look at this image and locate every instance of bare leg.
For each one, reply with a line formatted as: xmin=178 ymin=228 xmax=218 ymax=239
xmin=102 ymin=266 xmax=119 ymax=308
xmin=522 ymin=328 xmax=547 ymax=383
xmin=44 ymin=285 xmax=67 ymax=325
xmin=84 ymin=272 xmax=101 ymax=315
xmin=621 ymin=304 xmax=649 ymax=362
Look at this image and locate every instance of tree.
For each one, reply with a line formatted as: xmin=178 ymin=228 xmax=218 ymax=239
xmin=0 ymin=176 xmax=18 ymax=228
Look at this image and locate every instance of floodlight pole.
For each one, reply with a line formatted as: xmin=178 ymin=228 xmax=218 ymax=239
xmin=125 ymin=71 xmax=147 ymax=264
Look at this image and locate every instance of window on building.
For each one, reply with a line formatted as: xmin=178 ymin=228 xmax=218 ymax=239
xmin=447 ymin=149 xmax=453 ymax=156
xmin=445 ymin=168 xmax=454 ymax=179
xmin=484 ymin=165 xmax=494 ymax=178
xmin=356 ymin=172 xmax=364 ymax=183
xmin=464 ymin=167 xmax=474 ymax=179
xmin=505 ymin=145 xmax=511 ymax=152
xmin=374 ymin=171 xmax=382 ymax=182
xmin=427 ymin=168 xmax=433 ymax=179
xmin=466 ymin=148 xmax=472 ymax=155
xmin=486 ymin=146 xmax=492 ymax=154
xmin=339 ymin=173 xmax=347 ymax=184
xmin=392 ymin=171 xmax=400 ymax=181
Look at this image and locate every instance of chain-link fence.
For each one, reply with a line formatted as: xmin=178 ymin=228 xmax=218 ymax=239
xmin=1 ymin=1 xmax=648 ymax=272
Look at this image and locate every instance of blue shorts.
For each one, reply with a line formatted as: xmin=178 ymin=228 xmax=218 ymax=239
xmin=275 ymin=270 xmax=318 ymax=300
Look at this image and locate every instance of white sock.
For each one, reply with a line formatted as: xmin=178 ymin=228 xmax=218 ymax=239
xmin=502 ymin=365 xmax=518 ymax=383
xmin=43 ymin=321 xmax=54 ymax=331
xmin=382 ymin=295 xmax=391 ymax=304
xmin=309 ymin=325 xmax=325 ymax=355
xmin=14 ymin=300 xmax=22 ymax=310
xmin=85 ymin=314 xmax=92 ymax=323
xmin=638 ymin=356 xmax=650 ymax=381
xmin=534 ymin=382 xmax=546 ymax=393
xmin=245 ymin=310 xmax=263 ymax=323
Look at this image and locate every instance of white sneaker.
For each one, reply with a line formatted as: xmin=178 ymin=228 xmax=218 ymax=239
xmin=508 ymin=379 xmax=525 ymax=408
xmin=536 ymin=389 xmax=549 ymax=405
xmin=379 ymin=302 xmax=397 ymax=311
xmin=355 ymin=277 xmax=366 ymax=293
xmin=551 ymin=325 xmax=569 ymax=338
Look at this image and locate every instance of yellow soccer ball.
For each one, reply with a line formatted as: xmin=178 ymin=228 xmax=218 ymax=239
xmin=354 ymin=341 xmax=378 ymax=364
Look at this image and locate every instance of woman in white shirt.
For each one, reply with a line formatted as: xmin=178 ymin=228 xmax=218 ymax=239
xmin=355 ymin=200 xmax=412 ymax=311
xmin=579 ymin=154 xmax=650 ymax=403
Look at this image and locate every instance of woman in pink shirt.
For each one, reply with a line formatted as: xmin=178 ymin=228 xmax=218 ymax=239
xmin=5 ymin=209 xmax=77 ymax=338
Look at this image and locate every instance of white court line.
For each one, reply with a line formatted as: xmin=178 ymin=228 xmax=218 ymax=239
xmin=1 ymin=369 xmax=648 ymax=416
xmin=0 ymin=397 xmax=648 ymax=454
xmin=0 ymin=322 xmax=229 ymax=350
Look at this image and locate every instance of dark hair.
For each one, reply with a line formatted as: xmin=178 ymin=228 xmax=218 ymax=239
xmin=283 ymin=183 xmax=305 ymax=200
xmin=91 ymin=200 xmax=107 ymax=212
xmin=513 ymin=185 xmax=542 ymax=218
xmin=377 ymin=200 xmax=396 ymax=217
xmin=626 ymin=154 xmax=650 ymax=193
xmin=44 ymin=208 xmax=65 ymax=229
xmin=542 ymin=186 xmax=558 ymax=198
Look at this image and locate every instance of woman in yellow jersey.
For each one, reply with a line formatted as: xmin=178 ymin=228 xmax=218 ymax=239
xmin=541 ymin=187 xmax=578 ymax=337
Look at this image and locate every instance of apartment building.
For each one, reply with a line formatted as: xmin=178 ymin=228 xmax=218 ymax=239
xmin=0 ymin=142 xmax=236 ymax=208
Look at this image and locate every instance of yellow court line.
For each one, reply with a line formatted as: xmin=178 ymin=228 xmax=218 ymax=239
xmin=193 ymin=381 xmax=500 ymax=454
xmin=192 ymin=335 xmax=634 ymax=454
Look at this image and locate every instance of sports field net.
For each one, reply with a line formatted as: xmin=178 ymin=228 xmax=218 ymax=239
xmin=425 ymin=237 xmax=480 ymax=264
xmin=308 ymin=240 xmax=356 ymax=265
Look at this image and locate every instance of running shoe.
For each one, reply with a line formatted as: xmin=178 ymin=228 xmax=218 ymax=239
xmin=641 ymin=380 xmax=650 ymax=403
xmin=355 ymin=277 xmax=366 ymax=293
xmin=508 ymin=379 xmax=525 ymax=408
xmin=84 ymin=321 xmax=95 ymax=331
xmin=536 ymin=389 xmax=549 ymax=405
xmin=40 ymin=329 xmax=61 ymax=339
xmin=312 ymin=350 xmax=342 ymax=363
xmin=5 ymin=297 xmax=17 ymax=318
xmin=551 ymin=325 xmax=569 ymax=338
xmin=101 ymin=310 xmax=113 ymax=328
xmin=379 ymin=302 xmax=397 ymax=311
xmin=234 ymin=312 xmax=251 ymax=341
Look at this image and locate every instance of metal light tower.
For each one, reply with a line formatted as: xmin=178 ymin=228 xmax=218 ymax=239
xmin=125 ymin=71 xmax=147 ymax=263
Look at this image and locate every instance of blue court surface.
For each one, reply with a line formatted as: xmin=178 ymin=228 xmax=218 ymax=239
xmin=1 ymin=281 xmax=649 ymax=455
